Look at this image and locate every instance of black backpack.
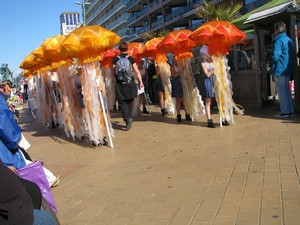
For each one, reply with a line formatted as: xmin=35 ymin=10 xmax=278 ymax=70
xmin=115 ymin=55 xmax=133 ymax=81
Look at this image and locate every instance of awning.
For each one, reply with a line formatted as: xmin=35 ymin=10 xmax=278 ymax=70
xmin=232 ymin=0 xmax=300 ymax=30
xmin=245 ymin=0 xmax=300 ymax=23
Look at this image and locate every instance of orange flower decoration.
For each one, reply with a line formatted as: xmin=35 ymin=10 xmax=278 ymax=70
xmin=61 ymin=25 xmax=121 ymax=63
xmin=126 ymin=42 xmax=145 ymax=63
xmin=32 ymin=35 xmax=73 ymax=69
xmin=19 ymin=50 xmax=49 ymax=72
xmin=189 ymin=20 xmax=246 ymax=56
xmin=144 ymin=37 xmax=167 ymax=64
xmin=157 ymin=29 xmax=196 ymax=59
xmin=100 ymin=49 xmax=119 ymax=68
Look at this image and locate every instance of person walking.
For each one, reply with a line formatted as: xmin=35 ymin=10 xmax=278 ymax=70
xmin=146 ymin=57 xmax=157 ymax=103
xmin=200 ymin=46 xmax=230 ymax=128
xmin=155 ymin=65 xmax=169 ymax=116
xmin=269 ymin=21 xmax=294 ymax=118
xmin=113 ymin=42 xmax=144 ymax=130
xmin=200 ymin=45 xmax=216 ymax=128
xmin=170 ymin=55 xmax=192 ymax=122
xmin=138 ymin=59 xmax=150 ymax=114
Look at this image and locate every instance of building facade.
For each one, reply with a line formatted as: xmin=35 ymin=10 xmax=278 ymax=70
xmin=126 ymin=0 xmax=204 ymax=42
xmin=60 ymin=12 xmax=80 ymax=35
xmin=85 ymin=0 xmax=129 ymax=40
xmin=84 ymin=0 xmax=204 ymax=42
xmin=84 ymin=0 xmax=270 ymax=42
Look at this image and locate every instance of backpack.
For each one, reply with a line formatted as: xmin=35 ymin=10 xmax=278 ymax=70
xmin=115 ymin=55 xmax=133 ymax=81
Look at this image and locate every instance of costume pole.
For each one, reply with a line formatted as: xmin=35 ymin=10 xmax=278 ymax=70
xmin=143 ymin=89 xmax=151 ymax=113
xmin=51 ymin=90 xmax=59 ymax=125
xmin=98 ymin=90 xmax=114 ymax=148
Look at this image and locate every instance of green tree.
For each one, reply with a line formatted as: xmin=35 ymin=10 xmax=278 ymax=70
xmin=195 ymin=0 xmax=243 ymax=22
xmin=138 ymin=29 xmax=170 ymax=42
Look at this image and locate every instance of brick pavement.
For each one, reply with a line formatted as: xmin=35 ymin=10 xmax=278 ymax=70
xmin=18 ymin=102 xmax=300 ymax=225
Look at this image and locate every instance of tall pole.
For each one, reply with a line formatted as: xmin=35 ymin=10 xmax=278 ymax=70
xmin=82 ymin=2 xmax=86 ymax=26
xmin=75 ymin=0 xmax=90 ymax=26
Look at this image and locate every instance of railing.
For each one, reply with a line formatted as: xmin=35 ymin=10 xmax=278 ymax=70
xmin=128 ymin=31 xmax=136 ymax=40
xmin=165 ymin=0 xmax=201 ymax=22
xmin=106 ymin=13 xmax=128 ymax=30
xmin=86 ymin=0 xmax=111 ymax=24
xmin=94 ymin=1 xmax=126 ymax=26
xmin=127 ymin=7 xmax=148 ymax=24
xmin=137 ymin=25 xmax=150 ymax=34
xmin=126 ymin=0 xmax=136 ymax=8
xmin=151 ymin=18 xmax=163 ymax=28
xmin=127 ymin=14 xmax=138 ymax=24
xmin=190 ymin=21 xmax=205 ymax=31
xmin=118 ymin=28 xmax=130 ymax=37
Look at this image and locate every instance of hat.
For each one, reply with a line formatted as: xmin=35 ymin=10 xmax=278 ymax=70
xmin=200 ymin=45 xmax=210 ymax=56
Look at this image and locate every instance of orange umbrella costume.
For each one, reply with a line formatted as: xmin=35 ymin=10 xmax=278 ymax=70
xmin=143 ymin=37 xmax=174 ymax=114
xmin=60 ymin=25 xmax=121 ymax=147
xmin=158 ymin=30 xmax=205 ymax=119
xmin=189 ymin=20 xmax=246 ymax=125
xmin=125 ymin=42 xmax=146 ymax=116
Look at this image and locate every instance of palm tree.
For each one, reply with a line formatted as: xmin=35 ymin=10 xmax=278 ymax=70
xmin=138 ymin=29 xmax=170 ymax=42
xmin=195 ymin=0 xmax=243 ymax=22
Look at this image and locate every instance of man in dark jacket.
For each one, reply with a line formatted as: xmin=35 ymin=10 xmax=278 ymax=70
xmin=0 ymin=159 xmax=34 ymax=225
xmin=112 ymin=42 xmax=144 ymax=131
xmin=146 ymin=57 xmax=157 ymax=103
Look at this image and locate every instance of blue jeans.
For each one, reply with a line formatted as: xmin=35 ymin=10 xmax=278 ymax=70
xmin=274 ymin=75 xmax=294 ymax=114
xmin=33 ymin=210 xmax=55 ymax=225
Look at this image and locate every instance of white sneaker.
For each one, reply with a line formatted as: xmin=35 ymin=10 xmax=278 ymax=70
xmin=50 ymin=175 xmax=60 ymax=188
xmin=274 ymin=113 xmax=289 ymax=118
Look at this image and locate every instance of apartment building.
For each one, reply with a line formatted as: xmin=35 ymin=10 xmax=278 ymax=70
xmin=126 ymin=0 xmax=204 ymax=42
xmin=84 ymin=0 xmax=269 ymax=42
xmin=84 ymin=0 xmax=203 ymax=42
xmin=60 ymin=12 xmax=80 ymax=35
xmin=85 ymin=0 xmax=130 ymax=40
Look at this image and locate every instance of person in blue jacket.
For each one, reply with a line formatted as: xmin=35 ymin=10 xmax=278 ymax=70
xmin=0 ymin=84 xmax=59 ymax=188
xmin=0 ymin=84 xmax=25 ymax=169
xmin=269 ymin=21 xmax=294 ymax=118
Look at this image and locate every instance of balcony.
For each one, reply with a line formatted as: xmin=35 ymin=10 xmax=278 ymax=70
xmin=165 ymin=7 xmax=185 ymax=22
xmin=126 ymin=0 xmax=144 ymax=12
xmin=151 ymin=18 xmax=163 ymax=28
xmin=137 ymin=25 xmax=150 ymax=35
xmin=164 ymin=0 xmax=201 ymax=23
xmin=86 ymin=0 xmax=112 ymax=24
xmin=106 ymin=14 xmax=128 ymax=30
xmin=127 ymin=25 xmax=150 ymax=42
xmin=189 ymin=20 xmax=205 ymax=31
xmin=118 ymin=28 xmax=130 ymax=39
xmin=127 ymin=7 xmax=148 ymax=27
xmin=94 ymin=1 xmax=126 ymax=26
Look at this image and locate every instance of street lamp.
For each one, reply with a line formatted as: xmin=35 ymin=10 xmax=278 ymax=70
xmin=75 ymin=0 xmax=91 ymax=26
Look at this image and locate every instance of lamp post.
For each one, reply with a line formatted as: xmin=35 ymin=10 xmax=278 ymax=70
xmin=75 ymin=0 xmax=91 ymax=26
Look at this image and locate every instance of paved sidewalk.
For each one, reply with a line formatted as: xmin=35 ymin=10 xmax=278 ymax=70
xmin=18 ymin=103 xmax=300 ymax=225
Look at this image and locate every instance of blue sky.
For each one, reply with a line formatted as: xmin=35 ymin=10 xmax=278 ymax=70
xmin=0 ymin=0 xmax=81 ymax=77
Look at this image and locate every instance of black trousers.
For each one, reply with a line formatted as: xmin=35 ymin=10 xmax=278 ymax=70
xmin=19 ymin=178 xmax=42 ymax=209
xmin=119 ymin=99 xmax=134 ymax=121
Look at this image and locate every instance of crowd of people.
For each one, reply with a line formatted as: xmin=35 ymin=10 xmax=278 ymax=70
xmin=112 ymin=42 xmax=226 ymax=130
xmin=0 ymin=20 xmax=297 ymax=223
xmin=4 ymin=21 xmax=296 ymax=136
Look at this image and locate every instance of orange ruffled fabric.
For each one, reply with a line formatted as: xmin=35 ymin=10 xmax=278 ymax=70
xmin=189 ymin=20 xmax=246 ymax=56
xmin=61 ymin=25 xmax=121 ymax=63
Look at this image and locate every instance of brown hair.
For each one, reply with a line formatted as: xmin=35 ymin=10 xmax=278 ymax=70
xmin=119 ymin=41 xmax=128 ymax=52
